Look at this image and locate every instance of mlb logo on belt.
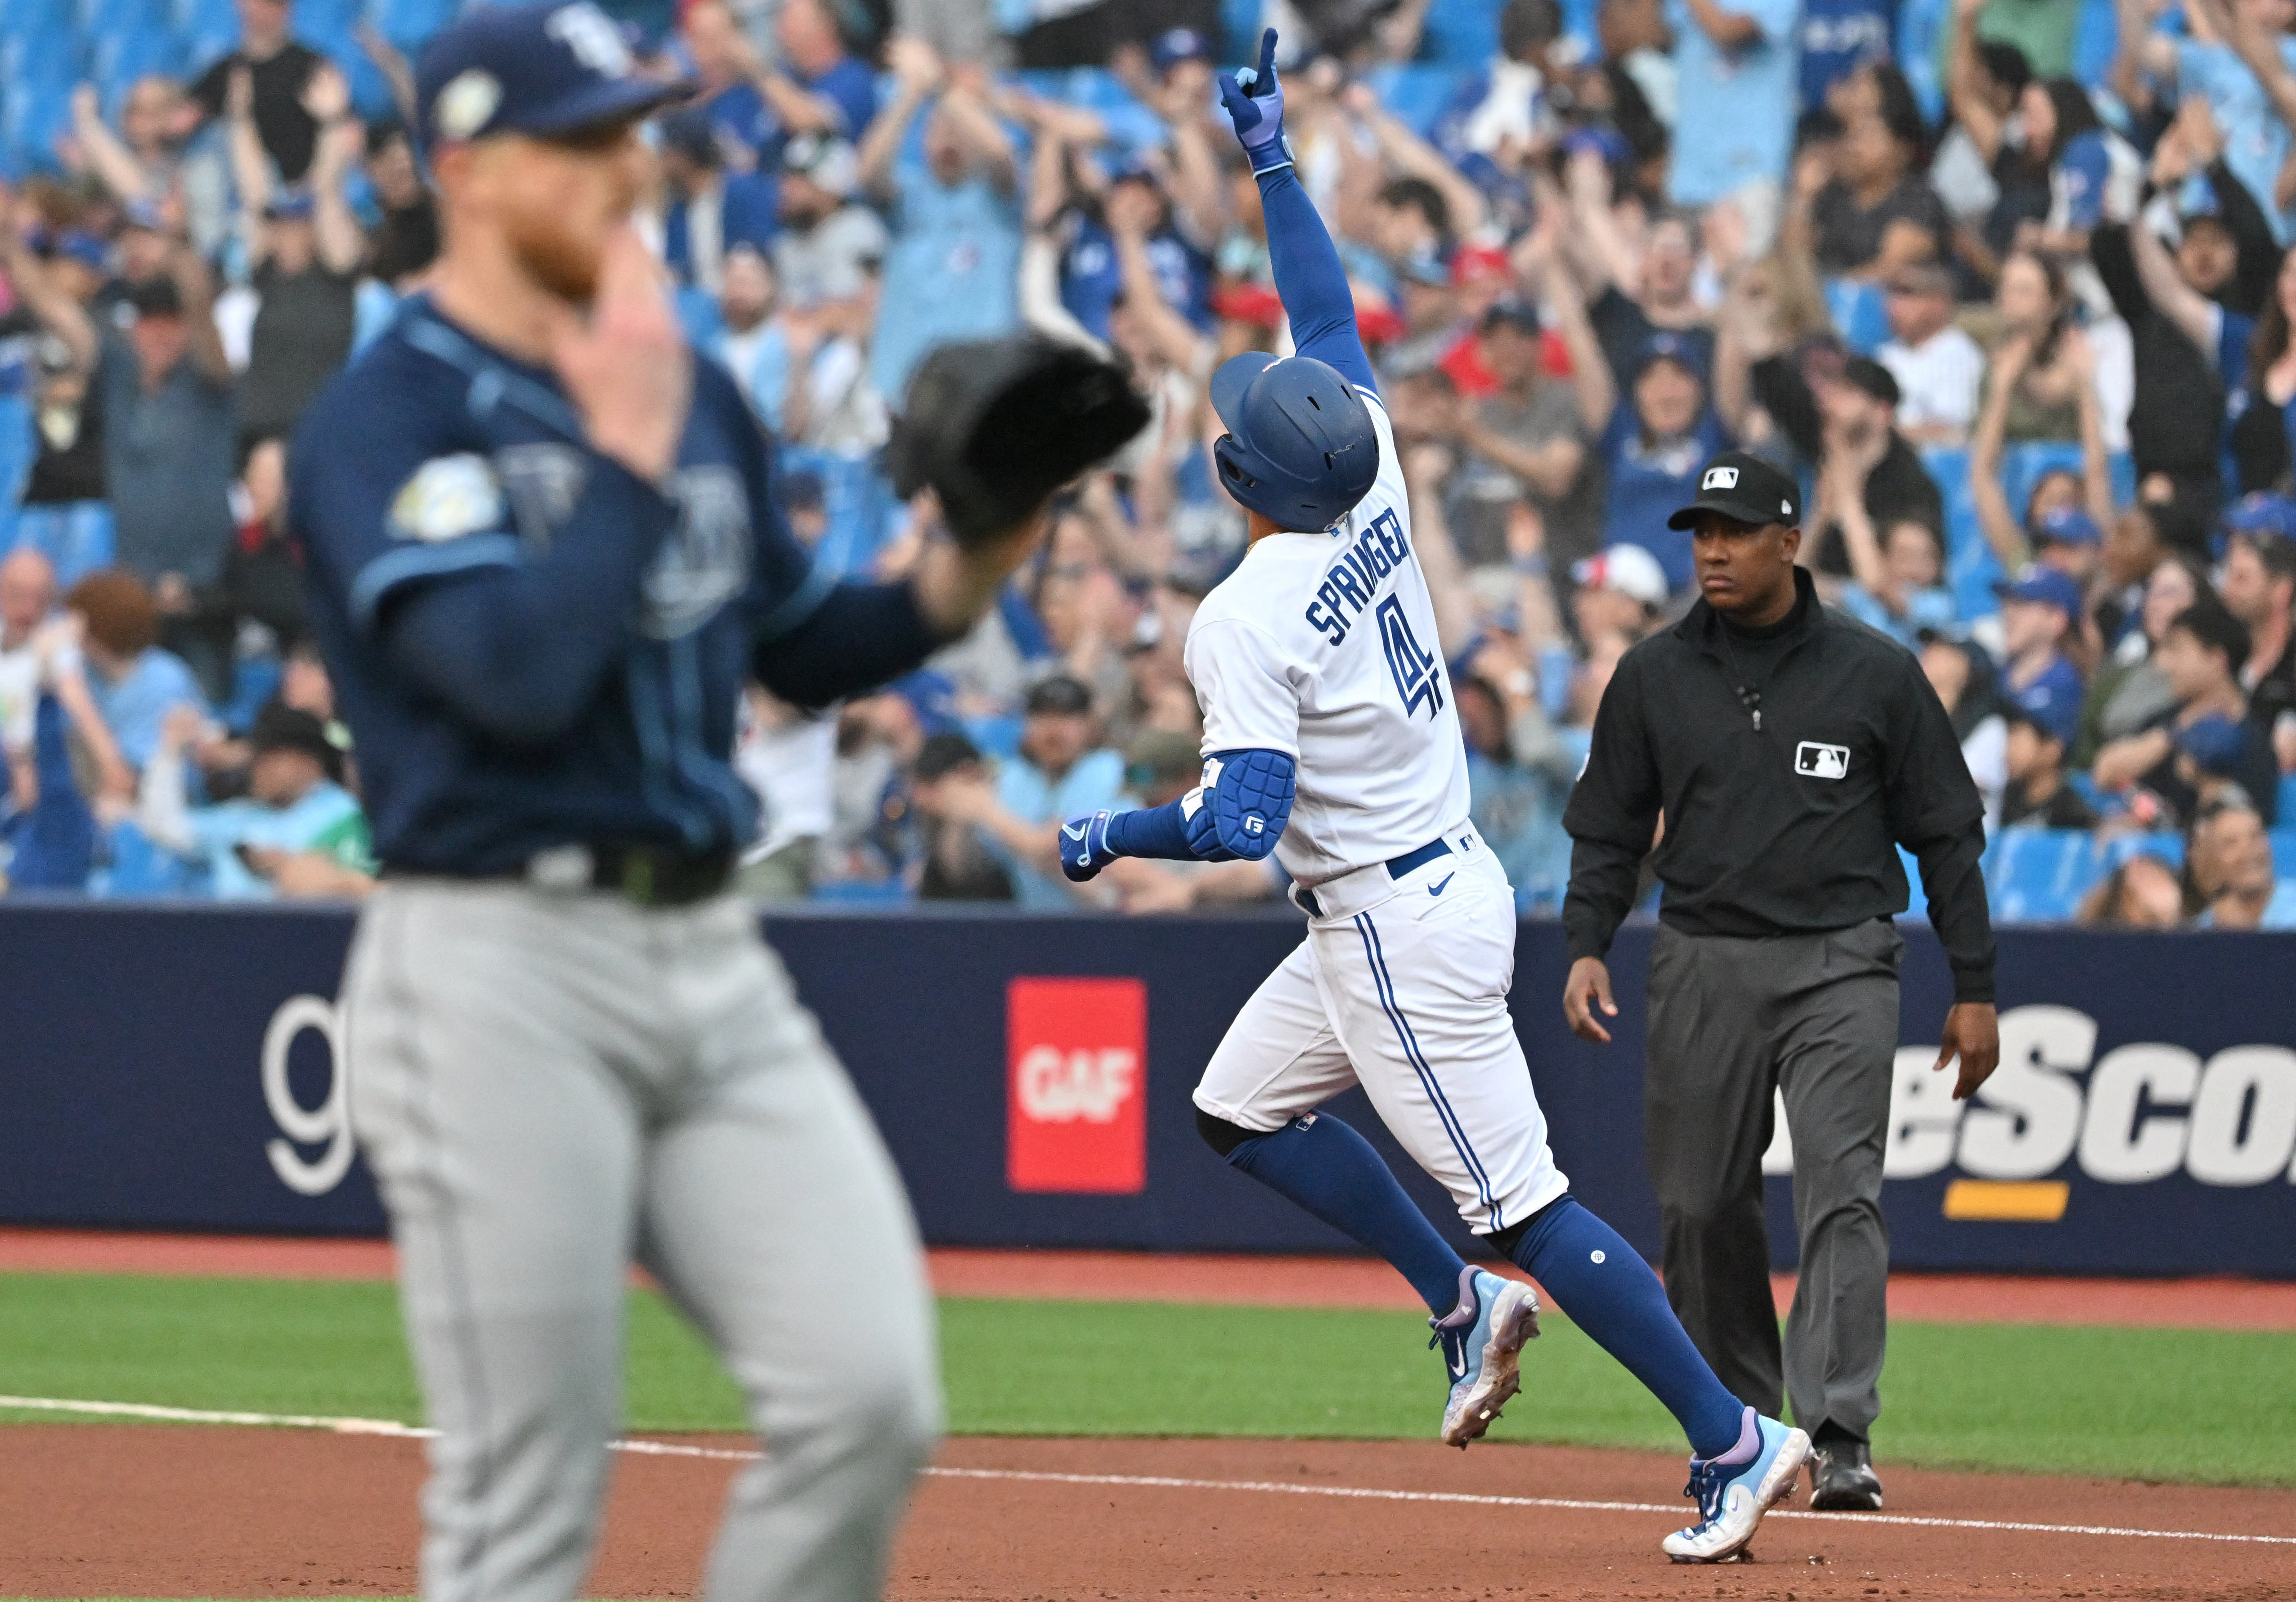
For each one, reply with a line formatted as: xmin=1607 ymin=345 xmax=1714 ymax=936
xmin=1007 ymin=977 xmax=1148 ymax=1193
xmin=1796 ymin=741 xmax=1850 ymax=780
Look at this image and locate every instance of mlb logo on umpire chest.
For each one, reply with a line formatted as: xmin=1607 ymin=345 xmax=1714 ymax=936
xmin=1795 ymin=741 xmax=1850 ymax=780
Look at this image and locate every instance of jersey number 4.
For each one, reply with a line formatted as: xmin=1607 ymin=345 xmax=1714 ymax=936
xmin=1377 ymin=596 xmax=1444 ymax=720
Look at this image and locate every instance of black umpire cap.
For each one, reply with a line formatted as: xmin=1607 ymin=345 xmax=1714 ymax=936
xmin=1667 ymin=450 xmax=1802 ymax=531
xmin=415 ymin=1 xmax=691 ymax=154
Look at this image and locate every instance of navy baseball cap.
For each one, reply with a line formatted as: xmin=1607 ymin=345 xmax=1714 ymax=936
xmin=1150 ymin=26 xmax=1211 ymax=72
xmin=1995 ymin=564 xmax=2083 ymax=615
xmin=414 ymin=1 xmax=691 ymax=154
xmin=1667 ymin=450 xmax=1801 ymax=530
xmin=2176 ymin=713 xmax=2249 ymax=777
xmin=2033 ymin=505 xmax=2102 ymax=547
xmin=1630 ymin=329 xmax=1707 ymax=384
xmin=2224 ymin=491 xmax=2296 ymax=543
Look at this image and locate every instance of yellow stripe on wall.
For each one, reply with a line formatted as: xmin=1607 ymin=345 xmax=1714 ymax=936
xmin=1942 ymin=1180 xmax=2071 ymax=1222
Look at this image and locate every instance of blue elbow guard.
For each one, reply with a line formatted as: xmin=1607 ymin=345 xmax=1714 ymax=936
xmin=1182 ymin=748 xmax=1296 ymax=862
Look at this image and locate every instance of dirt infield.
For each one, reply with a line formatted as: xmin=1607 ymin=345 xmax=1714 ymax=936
xmin=0 ymin=1424 xmax=2289 ymax=1601
xmin=4 ymin=1228 xmax=2293 ymax=1329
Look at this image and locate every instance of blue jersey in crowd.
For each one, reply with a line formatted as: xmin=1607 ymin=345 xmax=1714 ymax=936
xmin=871 ymin=166 xmax=1024 ymax=401
xmin=1667 ymin=0 xmax=1803 ymax=206
xmin=2010 ymin=653 xmax=2085 ymax=745
xmin=1798 ymin=0 xmax=1894 ymax=108
xmin=694 ymin=58 xmax=879 ymax=169
xmin=288 ymin=296 xmax=940 ymax=876
xmin=1598 ymin=408 xmax=1731 ymax=593
xmin=1061 ymin=220 xmax=1214 ymax=341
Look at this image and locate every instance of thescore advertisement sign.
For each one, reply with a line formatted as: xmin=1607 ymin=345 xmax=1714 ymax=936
xmin=0 ymin=904 xmax=2287 ymax=1275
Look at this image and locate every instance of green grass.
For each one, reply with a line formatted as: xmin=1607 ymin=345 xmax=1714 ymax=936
xmin=0 ymin=1272 xmax=2290 ymax=1487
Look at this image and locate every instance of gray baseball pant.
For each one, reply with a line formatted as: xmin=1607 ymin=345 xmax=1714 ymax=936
xmin=1641 ymin=918 xmax=1902 ymax=1442
xmin=344 ymin=879 xmax=942 ymax=1602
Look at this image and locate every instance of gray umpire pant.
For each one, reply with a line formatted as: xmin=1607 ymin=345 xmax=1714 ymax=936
xmin=1643 ymin=917 xmax=1902 ymax=1443
xmin=344 ymin=880 xmax=942 ymax=1602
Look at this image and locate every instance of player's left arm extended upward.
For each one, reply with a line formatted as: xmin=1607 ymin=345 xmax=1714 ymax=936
xmin=1059 ymin=29 xmax=1353 ymax=884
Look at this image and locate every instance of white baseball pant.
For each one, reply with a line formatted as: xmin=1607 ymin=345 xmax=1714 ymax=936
xmin=1193 ymin=826 xmax=1569 ymax=1234
xmin=344 ymin=880 xmax=941 ymax=1602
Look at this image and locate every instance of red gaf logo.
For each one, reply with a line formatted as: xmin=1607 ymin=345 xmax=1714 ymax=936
xmin=1007 ymin=977 xmax=1147 ymax=1194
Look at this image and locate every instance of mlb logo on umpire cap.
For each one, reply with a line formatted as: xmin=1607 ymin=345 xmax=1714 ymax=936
xmin=1668 ymin=450 xmax=1802 ymax=531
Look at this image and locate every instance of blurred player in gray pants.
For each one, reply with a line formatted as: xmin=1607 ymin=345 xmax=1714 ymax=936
xmin=288 ymin=6 xmax=1101 ymax=1597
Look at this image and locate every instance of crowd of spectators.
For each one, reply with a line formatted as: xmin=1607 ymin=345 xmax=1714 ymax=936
xmin=4 ymin=0 xmax=2296 ymax=927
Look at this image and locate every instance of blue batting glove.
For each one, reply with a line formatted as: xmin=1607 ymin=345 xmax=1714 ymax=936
xmin=1059 ymin=809 xmax=1120 ymax=882
xmin=1217 ymin=28 xmax=1291 ymax=175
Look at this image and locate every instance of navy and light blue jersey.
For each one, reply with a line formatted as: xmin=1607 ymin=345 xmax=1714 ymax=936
xmin=289 ymin=296 xmax=932 ymax=876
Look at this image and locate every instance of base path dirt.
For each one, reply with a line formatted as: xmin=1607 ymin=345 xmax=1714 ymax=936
xmin=2 ymin=1229 xmax=2292 ymax=1329
xmin=0 ymin=1425 xmax=2287 ymax=1601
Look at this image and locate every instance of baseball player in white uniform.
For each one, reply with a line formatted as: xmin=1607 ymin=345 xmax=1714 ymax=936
xmin=1062 ymin=31 xmax=1810 ymax=1563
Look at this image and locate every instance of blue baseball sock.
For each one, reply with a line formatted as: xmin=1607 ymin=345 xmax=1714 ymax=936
xmin=1501 ymin=1195 xmax=1747 ymax=1458
xmin=1223 ymin=1113 xmax=1466 ymax=1315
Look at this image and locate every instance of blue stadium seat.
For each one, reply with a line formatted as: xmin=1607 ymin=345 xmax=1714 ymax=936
xmin=1823 ymin=278 xmax=1891 ymax=356
xmin=2099 ymin=830 xmax=2184 ymax=871
xmin=2 ymin=30 xmax=85 ymax=94
xmin=1011 ymin=68 xmax=1165 ymax=154
xmin=292 ymin=0 xmax=362 ymax=40
xmin=1897 ymin=844 xmax=1929 ymax=921
xmin=1986 ymin=828 xmax=2099 ymax=923
xmin=92 ymin=29 xmax=189 ymax=109
xmin=1219 ymin=0 xmax=1260 ymax=59
xmin=94 ymin=821 xmax=192 ymax=897
xmin=0 ymin=81 xmax=76 ymax=177
xmin=0 ymin=0 xmax=76 ymax=42
xmin=365 ymin=0 xmax=460 ymax=50
xmin=961 ymin=713 xmax=1024 ymax=763
xmin=78 ymin=0 xmax=170 ymax=34
xmin=810 ymin=877 xmax=913 ymax=906
xmin=175 ymin=0 xmax=239 ymax=72
xmin=1897 ymin=0 xmax=1949 ymax=125
xmin=2272 ymin=831 xmax=2296 ymax=880
xmin=2280 ymin=772 xmax=2296 ymax=829
xmin=2072 ymin=0 xmax=2120 ymax=90
xmin=1358 ymin=63 xmax=1462 ymax=136
xmin=219 ymin=655 xmax=282 ymax=736
xmin=1417 ymin=0 xmax=1502 ymax=64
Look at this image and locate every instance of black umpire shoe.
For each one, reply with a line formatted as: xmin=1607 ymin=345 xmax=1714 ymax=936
xmin=1808 ymin=1438 xmax=1884 ymax=1510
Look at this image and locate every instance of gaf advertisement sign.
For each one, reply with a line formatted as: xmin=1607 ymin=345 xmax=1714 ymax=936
xmin=1006 ymin=977 xmax=1148 ymax=1194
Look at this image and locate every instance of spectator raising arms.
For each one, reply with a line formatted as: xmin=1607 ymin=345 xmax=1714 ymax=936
xmin=188 ymin=0 xmax=329 ymax=183
xmin=1807 ymin=72 xmax=1952 ymax=279
xmin=228 ymin=64 xmax=365 ymax=449
xmin=860 ymin=37 xmax=1023 ymax=402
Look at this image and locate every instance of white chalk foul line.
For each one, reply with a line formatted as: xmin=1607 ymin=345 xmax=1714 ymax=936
xmin=4 ymin=1395 xmax=2289 ymax=1548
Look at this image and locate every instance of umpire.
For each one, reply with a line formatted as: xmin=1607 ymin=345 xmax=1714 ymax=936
xmin=1559 ymin=451 xmax=2000 ymax=1511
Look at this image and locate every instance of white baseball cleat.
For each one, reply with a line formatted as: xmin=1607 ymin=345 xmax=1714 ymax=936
xmin=1430 ymin=1268 xmax=1540 ymax=1448
xmin=1661 ymin=1414 xmax=1812 ymax=1563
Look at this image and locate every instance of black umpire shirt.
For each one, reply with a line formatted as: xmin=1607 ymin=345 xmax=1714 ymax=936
xmin=1562 ymin=568 xmax=1997 ymax=1003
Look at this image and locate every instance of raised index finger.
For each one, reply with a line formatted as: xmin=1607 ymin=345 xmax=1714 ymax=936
xmin=1255 ymin=27 xmax=1278 ymax=85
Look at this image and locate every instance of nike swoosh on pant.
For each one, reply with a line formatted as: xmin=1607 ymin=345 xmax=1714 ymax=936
xmin=1428 ymin=873 xmax=1455 ymax=896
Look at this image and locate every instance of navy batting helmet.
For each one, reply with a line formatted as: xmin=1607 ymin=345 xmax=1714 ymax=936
xmin=1209 ymin=353 xmax=1378 ymax=530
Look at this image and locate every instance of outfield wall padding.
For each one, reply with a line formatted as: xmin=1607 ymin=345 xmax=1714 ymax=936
xmin=0 ymin=903 xmax=2289 ymax=1277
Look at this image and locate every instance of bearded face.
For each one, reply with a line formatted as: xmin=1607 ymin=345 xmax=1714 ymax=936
xmin=477 ymin=126 xmax=645 ymax=302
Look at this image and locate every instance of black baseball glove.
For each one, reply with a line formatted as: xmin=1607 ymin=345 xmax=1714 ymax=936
xmin=884 ymin=334 xmax=1151 ymax=547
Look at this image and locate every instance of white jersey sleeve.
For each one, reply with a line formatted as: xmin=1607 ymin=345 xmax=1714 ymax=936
xmin=1190 ymin=619 xmax=1303 ymax=758
xmin=1184 ymin=391 xmax=1474 ymax=889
